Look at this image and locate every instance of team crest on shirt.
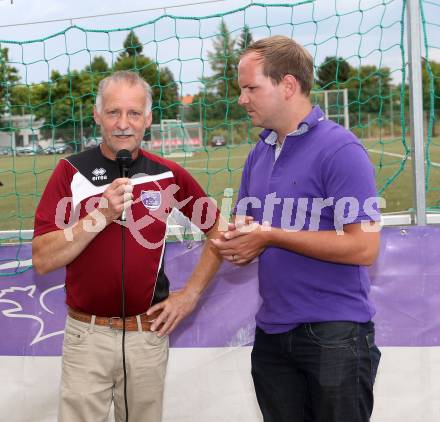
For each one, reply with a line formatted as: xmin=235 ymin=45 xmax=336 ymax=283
xmin=141 ymin=190 xmax=162 ymax=210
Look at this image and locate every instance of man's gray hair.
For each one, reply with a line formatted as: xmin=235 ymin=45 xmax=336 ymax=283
xmin=95 ymin=70 xmax=153 ymax=114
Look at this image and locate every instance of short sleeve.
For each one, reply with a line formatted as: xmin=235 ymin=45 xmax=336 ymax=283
xmin=34 ymin=159 xmax=74 ymax=237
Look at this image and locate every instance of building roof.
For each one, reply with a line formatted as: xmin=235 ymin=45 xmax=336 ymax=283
xmin=181 ymin=95 xmax=194 ymax=105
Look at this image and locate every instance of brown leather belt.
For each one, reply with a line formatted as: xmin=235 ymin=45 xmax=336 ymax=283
xmin=68 ymin=307 xmax=161 ymax=331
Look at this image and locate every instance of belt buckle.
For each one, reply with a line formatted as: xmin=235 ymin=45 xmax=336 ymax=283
xmin=109 ymin=317 xmax=121 ymax=329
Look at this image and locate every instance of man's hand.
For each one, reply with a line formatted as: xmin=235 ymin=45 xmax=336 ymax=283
xmin=224 ymin=215 xmax=254 ymax=233
xmin=146 ymin=287 xmax=202 ymax=337
xmin=211 ymin=220 xmax=270 ymax=265
xmin=98 ymin=178 xmax=133 ymax=223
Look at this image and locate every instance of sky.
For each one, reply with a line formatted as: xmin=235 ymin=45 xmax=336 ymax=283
xmin=0 ymin=0 xmax=439 ymax=95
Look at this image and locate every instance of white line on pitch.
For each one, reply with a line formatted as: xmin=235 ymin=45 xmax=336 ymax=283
xmin=174 ymin=154 xmax=249 ymax=165
xmin=174 ymin=154 xmax=249 ymax=171
xmin=367 ymin=149 xmax=440 ymax=168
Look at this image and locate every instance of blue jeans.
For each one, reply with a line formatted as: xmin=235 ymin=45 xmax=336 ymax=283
xmin=251 ymin=321 xmax=381 ymax=422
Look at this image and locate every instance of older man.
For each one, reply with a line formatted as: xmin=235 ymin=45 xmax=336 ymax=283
xmin=33 ymin=70 xmax=221 ymax=422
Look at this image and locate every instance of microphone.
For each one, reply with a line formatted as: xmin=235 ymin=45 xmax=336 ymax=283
xmin=116 ymin=149 xmax=133 ymax=221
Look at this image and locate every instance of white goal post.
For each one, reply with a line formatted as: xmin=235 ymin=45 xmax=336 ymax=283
xmin=145 ymin=119 xmax=202 ymax=156
xmin=311 ymin=88 xmax=349 ymax=129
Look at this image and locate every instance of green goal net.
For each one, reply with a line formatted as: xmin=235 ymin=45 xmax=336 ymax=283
xmin=420 ymin=0 xmax=440 ymax=211
xmin=0 ymin=1 xmax=439 ymax=270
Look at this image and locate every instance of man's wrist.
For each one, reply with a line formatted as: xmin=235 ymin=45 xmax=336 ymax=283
xmin=86 ymin=208 xmax=112 ymax=231
xmin=96 ymin=207 xmax=117 ymax=226
xmin=182 ymin=285 xmax=203 ymax=301
xmin=260 ymin=224 xmax=274 ymax=247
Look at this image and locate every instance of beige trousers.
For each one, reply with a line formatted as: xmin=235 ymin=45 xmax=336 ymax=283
xmin=58 ymin=315 xmax=169 ymax=422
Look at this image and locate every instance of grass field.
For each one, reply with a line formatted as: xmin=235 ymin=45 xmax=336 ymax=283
xmin=0 ymin=137 xmax=439 ymax=232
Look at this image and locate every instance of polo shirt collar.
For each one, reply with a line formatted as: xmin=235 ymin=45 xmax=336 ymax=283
xmin=262 ymin=105 xmax=325 ymax=146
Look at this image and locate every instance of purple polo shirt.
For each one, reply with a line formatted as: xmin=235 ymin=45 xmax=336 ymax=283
xmin=235 ymin=105 xmax=380 ymax=334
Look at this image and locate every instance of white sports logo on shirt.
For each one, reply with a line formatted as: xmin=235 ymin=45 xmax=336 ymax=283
xmin=91 ymin=167 xmax=107 ymax=181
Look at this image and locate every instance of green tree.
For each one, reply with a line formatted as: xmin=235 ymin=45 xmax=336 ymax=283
xmin=27 ymin=28 xmax=179 ymax=144
xmin=348 ymin=65 xmax=392 ymax=112
xmin=186 ymin=91 xmax=229 ymax=123
xmin=346 ymin=65 xmax=392 ymax=131
xmin=86 ymin=55 xmax=110 ymax=74
xmin=156 ymin=66 xmax=179 ymax=121
xmin=30 ymin=68 xmax=104 ymax=145
xmin=207 ymin=20 xmax=239 ymax=99
xmin=115 ymin=30 xmax=179 ymax=122
xmin=204 ymin=20 xmax=247 ymax=122
xmin=115 ymin=54 xmax=178 ymax=122
xmin=235 ymin=25 xmax=254 ymax=58
xmin=121 ymin=30 xmax=143 ymax=58
xmin=0 ymin=46 xmax=20 ymax=121
xmin=316 ymin=56 xmax=351 ymax=89
xmin=8 ymin=84 xmax=33 ymax=117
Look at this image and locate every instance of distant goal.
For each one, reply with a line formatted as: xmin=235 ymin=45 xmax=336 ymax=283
xmin=311 ymin=88 xmax=349 ymax=129
xmin=145 ymin=119 xmax=203 ymax=157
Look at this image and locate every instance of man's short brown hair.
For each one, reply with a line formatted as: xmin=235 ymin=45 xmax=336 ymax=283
xmin=242 ymin=35 xmax=314 ymax=96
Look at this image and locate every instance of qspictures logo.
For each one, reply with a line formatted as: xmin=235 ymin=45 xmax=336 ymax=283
xmin=54 ymin=183 xmax=385 ymax=250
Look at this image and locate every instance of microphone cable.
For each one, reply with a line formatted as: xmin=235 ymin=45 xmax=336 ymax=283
xmin=121 ymin=215 xmax=129 ymax=422
xmin=116 ymin=149 xmax=133 ymax=422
